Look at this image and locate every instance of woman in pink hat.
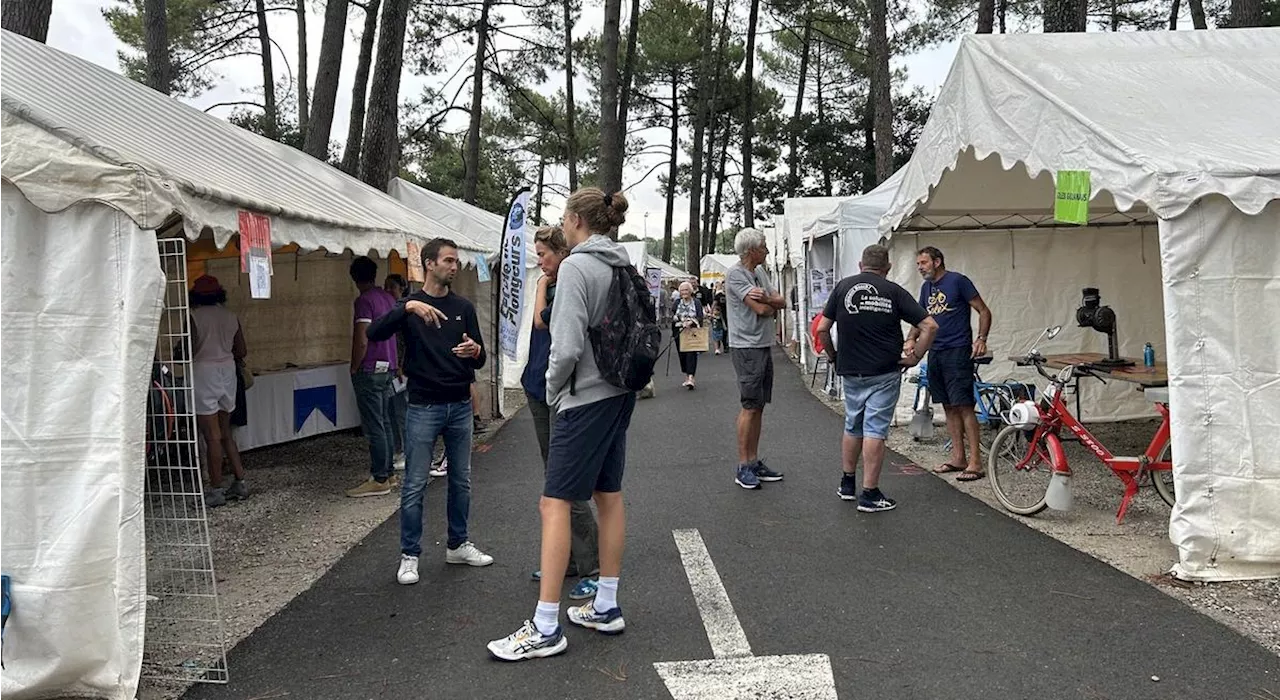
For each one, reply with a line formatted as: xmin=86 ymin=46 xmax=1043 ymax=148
xmin=189 ymin=274 xmax=249 ymax=507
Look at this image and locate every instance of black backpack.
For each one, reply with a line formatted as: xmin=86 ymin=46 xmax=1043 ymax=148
xmin=579 ymin=265 xmax=662 ymax=393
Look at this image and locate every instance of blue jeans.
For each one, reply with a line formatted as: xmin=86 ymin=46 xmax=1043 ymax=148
xmin=389 ymin=386 xmax=408 ymax=453
xmin=842 ymin=372 xmax=901 ymax=440
xmin=351 ymin=371 xmax=395 ymax=482
xmin=401 ymin=400 xmax=473 ymax=555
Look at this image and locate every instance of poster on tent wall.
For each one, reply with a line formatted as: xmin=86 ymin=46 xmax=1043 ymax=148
xmin=809 ymin=267 xmax=832 ymax=310
xmin=238 ymin=211 xmax=273 ymax=299
xmin=498 ymin=189 xmax=531 ymax=362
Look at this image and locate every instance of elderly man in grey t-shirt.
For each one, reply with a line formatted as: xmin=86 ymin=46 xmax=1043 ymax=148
xmin=725 ymin=228 xmax=787 ymax=489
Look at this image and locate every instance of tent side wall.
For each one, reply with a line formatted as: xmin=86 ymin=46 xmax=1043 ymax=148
xmin=1163 ymin=197 xmax=1280 ymax=582
xmin=1 ymin=182 xmax=159 ymax=700
xmin=886 ymin=225 xmax=1167 ymax=424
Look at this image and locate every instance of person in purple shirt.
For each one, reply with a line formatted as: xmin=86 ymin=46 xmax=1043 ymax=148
xmin=346 ymin=256 xmax=401 ymax=498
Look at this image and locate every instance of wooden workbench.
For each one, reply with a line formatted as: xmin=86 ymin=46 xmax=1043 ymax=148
xmin=1037 ymin=353 xmax=1168 ymax=387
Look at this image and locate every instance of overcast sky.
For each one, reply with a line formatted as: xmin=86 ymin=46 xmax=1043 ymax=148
xmin=48 ymin=0 xmax=959 ymax=240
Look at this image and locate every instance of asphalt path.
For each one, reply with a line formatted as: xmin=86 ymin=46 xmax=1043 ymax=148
xmin=185 ymin=344 xmax=1280 ymax=700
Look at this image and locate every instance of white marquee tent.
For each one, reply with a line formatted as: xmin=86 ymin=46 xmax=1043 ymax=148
xmin=877 ymin=29 xmax=1280 ymax=582
xmin=0 ymin=31 xmax=485 ymax=700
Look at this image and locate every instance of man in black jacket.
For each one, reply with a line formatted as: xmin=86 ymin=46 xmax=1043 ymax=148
xmin=367 ymin=238 xmax=495 ymax=586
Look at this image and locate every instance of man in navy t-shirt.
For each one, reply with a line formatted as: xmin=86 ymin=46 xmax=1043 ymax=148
xmin=905 ymin=246 xmax=993 ymax=481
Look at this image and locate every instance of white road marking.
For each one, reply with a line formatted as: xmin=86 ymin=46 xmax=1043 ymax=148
xmin=657 ymin=529 xmax=839 ymax=699
xmin=671 ymin=528 xmax=753 ymax=659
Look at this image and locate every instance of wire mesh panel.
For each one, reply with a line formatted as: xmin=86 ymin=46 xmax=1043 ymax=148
xmin=142 ymin=237 xmax=229 ymax=684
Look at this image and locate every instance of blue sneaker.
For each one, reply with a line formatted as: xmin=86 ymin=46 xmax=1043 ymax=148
xmin=837 ymin=473 xmax=858 ymax=501
xmin=753 ymin=460 xmax=784 ymax=482
xmin=487 ymin=620 xmax=569 ymax=661
xmin=569 ymin=578 xmax=599 ymax=601
xmin=567 ymin=602 xmax=626 ymax=634
xmin=857 ymin=488 xmax=897 ymax=513
xmin=735 ymin=464 xmax=761 ymax=489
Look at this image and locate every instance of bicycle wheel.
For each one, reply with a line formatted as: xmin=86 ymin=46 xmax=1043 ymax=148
xmin=988 ymin=424 xmax=1051 ymax=515
xmin=976 ymin=386 xmax=1015 ymax=450
xmin=1151 ymin=442 xmax=1175 ymax=508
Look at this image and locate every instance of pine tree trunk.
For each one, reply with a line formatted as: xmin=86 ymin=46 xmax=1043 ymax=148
xmin=999 ymin=0 xmax=1008 ymax=31
xmin=614 ymin=0 xmax=642 ymax=188
xmin=787 ymin=13 xmax=812 ymax=197
xmin=2 ymin=0 xmax=52 ymax=42
xmin=977 ymin=0 xmax=995 ymax=32
xmin=701 ymin=118 xmax=716 ymax=253
xmin=740 ymin=0 xmax=760 ymax=227
xmin=1188 ymin=0 xmax=1207 ymax=27
xmin=297 ymin=0 xmax=309 ymax=135
xmin=598 ymin=0 xmax=623 ymax=199
xmin=686 ymin=0 xmax=715 ymax=277
xmin=815 ymin=48 xmax=833 ymax=195
xmin=871 ymin=0 xmax=893 ymax=184
xmin=1228 ymin=0 xmax=1262 ymax=25
xmin=463 ymin=0 xmax=492 ymax=205
xmin=306 ymin=0 xmax=349 ymax=158
xmin=861 ymin=93 xmax=875 ymax=192
xmin=710 ymin=125 xmax=728 ymax=254
xmin=701 ymin=5 xmax=728 ymax=251
xmin=662 ymin=76 xmax=679 ymax=263
xmin=255 ymin=0 xmax=278 ymax=139
xmin=340 ymin=0 xmax=380 ymax=175
xmin=564 ymin=0 xmax=579 ymax=192
xmin=359 ymin=0 xmax=411 ymax=190
xmin=144 ymin=0 xmax=170 ymax=93
xmin=535 ymin=153 xmax=546 ymax=223
xmin=1043 ymin=0 xmax=1087 ymax=31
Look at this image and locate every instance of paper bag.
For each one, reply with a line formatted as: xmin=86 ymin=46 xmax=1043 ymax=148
xmin=680 ymin=326 xmax=710 ymax=353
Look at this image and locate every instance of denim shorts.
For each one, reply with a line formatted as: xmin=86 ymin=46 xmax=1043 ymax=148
xmin=842 ymin=372 xmax=902 ymax=440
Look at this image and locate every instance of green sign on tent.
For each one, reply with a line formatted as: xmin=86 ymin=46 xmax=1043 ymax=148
xmin=1054 ymin=170 xmax=1091 ymax=225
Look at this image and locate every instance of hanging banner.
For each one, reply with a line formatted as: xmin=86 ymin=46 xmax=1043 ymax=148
xmin=1054 ymin=170 xmax=1091 ymax=225
xmin=476 ymin=253 xmax=492 ymax=283
xmin=237 ymin=211 xmax=272 ymax=274
xmin=498 ymin=189 xmax=531 ymax=362
xmin=646 ymin=267 xmax=662 ymax=299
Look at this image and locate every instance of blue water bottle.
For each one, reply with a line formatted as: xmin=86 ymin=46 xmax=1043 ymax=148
xmin=1143 ymin=342 xmax=1156 ymax=368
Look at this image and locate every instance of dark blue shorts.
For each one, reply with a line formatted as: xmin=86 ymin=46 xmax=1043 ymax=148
xmin=545 ymin=393 xmax=637 ymax=501
xmin=927 ymin=346 xmax=976 ymax=407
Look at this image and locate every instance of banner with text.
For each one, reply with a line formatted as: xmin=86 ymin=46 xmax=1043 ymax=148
xmin=498 ymin=189 xmax=531 ymax=361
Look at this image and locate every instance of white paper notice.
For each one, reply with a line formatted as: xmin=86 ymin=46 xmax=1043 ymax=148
xmin=249 ymin=255 xmax=271 ymax=299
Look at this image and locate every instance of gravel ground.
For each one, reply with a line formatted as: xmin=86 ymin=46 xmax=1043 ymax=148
xmin=799 ymin=355 xmax=1280 ymax=658
xmin=138 ymin=389 xmax=528 ymax=700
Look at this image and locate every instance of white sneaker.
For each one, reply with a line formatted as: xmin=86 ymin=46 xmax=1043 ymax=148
xmin=393 ymin=452 xmax=406 ymax=471
xmin=487 ymin=620 xmax=568 ymax=662
xmin=446 ymin=541 xmax=494 ymax=567
xmin=397 ymin=555 xmax=419 ymax=585
xmin=429 ymin=456 xmax=448 ymax=478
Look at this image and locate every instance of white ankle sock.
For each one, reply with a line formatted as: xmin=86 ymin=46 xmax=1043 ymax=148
xmin=533 ymin=601 xmax=560 ymax=635
xmin=593 ymin=576 xmax=620 ymax=613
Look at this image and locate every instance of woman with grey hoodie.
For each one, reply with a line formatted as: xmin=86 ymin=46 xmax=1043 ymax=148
xmin=488 ymin=187 xmax=637 ymax=661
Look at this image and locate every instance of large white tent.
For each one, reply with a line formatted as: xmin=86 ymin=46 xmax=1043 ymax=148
xmin=877 ymin=29 xmax=1280 ymax=582
xmin=0 ymin=31 xmax=484 ymax=700
xmin=386 ymin=178 xmax=539 ymax=408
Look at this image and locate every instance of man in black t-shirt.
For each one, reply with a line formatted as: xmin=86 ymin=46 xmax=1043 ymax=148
xmin=816 ymin=245 xmax=938 ymax=512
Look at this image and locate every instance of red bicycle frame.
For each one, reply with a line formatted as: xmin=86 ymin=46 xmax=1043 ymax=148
xmin=1018 ymin=373 xmax=1172 ymax=524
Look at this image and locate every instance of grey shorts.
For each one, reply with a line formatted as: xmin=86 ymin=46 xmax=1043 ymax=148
xmin=731 ymin=347 xmax=774 ymax=410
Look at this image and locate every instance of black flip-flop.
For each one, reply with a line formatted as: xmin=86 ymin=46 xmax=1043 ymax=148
xmin=956 ymin=471 xmax=986 ymax=482
xmin=932 ymin=463 xmax=964 ymax=474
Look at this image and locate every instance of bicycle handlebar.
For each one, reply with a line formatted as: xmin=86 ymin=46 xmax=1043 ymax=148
xmin=1017 ymin=353 xmax=1107 ymax=384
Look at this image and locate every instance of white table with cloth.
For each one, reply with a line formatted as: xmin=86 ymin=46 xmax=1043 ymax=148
xmin=232 ymin=362 xmax=362 ymax=451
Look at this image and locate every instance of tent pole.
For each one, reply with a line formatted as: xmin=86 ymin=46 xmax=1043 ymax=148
xmin=491 ymin=255 xmax=501 ymax=420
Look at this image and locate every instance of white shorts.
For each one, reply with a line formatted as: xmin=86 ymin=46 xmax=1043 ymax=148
xmin=194 ymin=362 xmax=237 ymax=416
